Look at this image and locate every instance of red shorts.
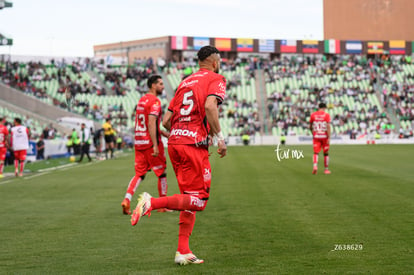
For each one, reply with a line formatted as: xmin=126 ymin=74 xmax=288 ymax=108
xmin=134 ymin=144 xmax=166 ymax=177
xmin=313 ymin=138 xmax=330 ymax=154
xmin=168 ymin=144 xmax=211 ymax=200
xmin=14 ymin=150 xmax=27 ymax=161
xmin=0 ymin=147 xmax=6 ymax=161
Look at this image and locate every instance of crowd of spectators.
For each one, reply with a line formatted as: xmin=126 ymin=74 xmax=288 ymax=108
xmin=0 ymin=58 xmax=157 ymax=130
xmin=1 ymin=53 xmax=414 ymax=140
xmin=263 ymin=54 xmax=414 ymax=138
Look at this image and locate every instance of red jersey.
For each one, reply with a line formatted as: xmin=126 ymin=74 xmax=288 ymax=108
xmin=134 ymin=93 xmax=162 ymax=150
xmin=168 ymin=68 xmax=226 ymax=147
xmin=0 ymin=124 xmax=9 ymax=148
xmin=310 ymin=110 xmax=331 ymax=139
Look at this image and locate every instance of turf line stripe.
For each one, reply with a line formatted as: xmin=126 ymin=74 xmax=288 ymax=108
xmin=38 ymin=163 xmax=77 ymax=173
xmin=24 ymin=172 xmax=48 ymax=180
xmin=1 ymin=159 xmax=102 ymax=184
xmin=0 ymin=179 xmax=15 ymax=185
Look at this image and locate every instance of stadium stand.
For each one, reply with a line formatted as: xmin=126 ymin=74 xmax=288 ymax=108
xmin=1 ymin=55 xmax=413 ymax=141
xmin=0 ymin=60 xmax=164 ymax=133
xmin=263 ymin=54 xmax=413 ymax=138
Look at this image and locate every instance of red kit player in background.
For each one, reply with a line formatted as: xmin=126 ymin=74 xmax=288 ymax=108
xmin=131 ymin=45 xmax=227 ymax=265
xmin=121 ymin=75 xmax=170 ymax=215
xmin=310 ymin=102 xmax=331 ymax=174
xmin=10 ymin=118 xmax=30 ymax=177
xmin=0 ymin=117 xmax=9 ymax=178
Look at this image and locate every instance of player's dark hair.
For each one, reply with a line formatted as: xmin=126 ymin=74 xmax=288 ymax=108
xmin=147 ymin=75 xmax=162 ymax=89
xmin=197 ymin=45 xmax=219 ymax=62
xmin=14 ymin=117 xmax=22 ymax=124
xmin=319 ymin=103 xmax=327 ymax=108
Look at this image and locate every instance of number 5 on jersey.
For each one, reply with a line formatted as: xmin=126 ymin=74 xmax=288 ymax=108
xmin=180 ymin=91 xmax=194 ymax=116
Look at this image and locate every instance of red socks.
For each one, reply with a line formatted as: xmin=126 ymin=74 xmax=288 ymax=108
xmin=177 ymin=211 xmax=196 ymax=254
xmin=158 ymin=176 xmax=167 ymax=197
xmin=314 ymin=154 xmax=329 ymax=169
xmin=149 ymin=194 xmax=208 ymax=254
xmin=151 ymin=194 xmax=207 ymax=211
xmin=125 ymin=174 xmax=167 ymax=201
xmin=20 ymin=161 xmax=24 ymax=174
xmin=313 ymin=154 xmax=318 ymax=167
xmin=324 ymin=155 xmax=329 ymax=168
xmin=125 ymin=175 xmax=142 ymax=201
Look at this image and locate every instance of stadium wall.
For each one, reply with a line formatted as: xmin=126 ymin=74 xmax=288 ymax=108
xmin=94 ymin=35 xmax=414 ymax=63
xmin=324 ymin=0 xmax=414 ymax=41
xmin=93 ymin=36 xmax=169 ymax=64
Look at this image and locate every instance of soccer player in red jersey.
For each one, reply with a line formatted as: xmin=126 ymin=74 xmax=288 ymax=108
xmin=121 ymin=75 xmax=170 ymax=215
xmin=0 ymin=117 xmax=10 ymax=178
xmin=131 ymin=46 xmax=227 ymax=265
xmin=310 ymin=103 xmax=331 ymax=174
xmin=10 ymin=118 xmax=30 ymax=177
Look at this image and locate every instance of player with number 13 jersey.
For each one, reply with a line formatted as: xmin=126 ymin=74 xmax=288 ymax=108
xmin=121 ymin=75 xmax=170 ymax=215
xmin=134 ymin=93 xmax=163 ymax=149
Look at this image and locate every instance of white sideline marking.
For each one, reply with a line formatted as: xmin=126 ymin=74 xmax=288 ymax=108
xmin=24 ymin=172 xmax=48 ymax=180
xmin=24 ymin=161 xmax=98 ymax=179
xmin=0 ymin=159 xmax=103 ymax=185
xmin=38 ymin=163 xmax=77 ymax=173
xmin=0 ymin=151 xmax=131 ymax=185
xmin=0 ymin=179 xmax=15 ymax=185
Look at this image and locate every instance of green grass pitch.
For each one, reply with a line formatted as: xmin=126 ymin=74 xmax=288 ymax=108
xmin=0 ymin=145 xmax=413 ymax=274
